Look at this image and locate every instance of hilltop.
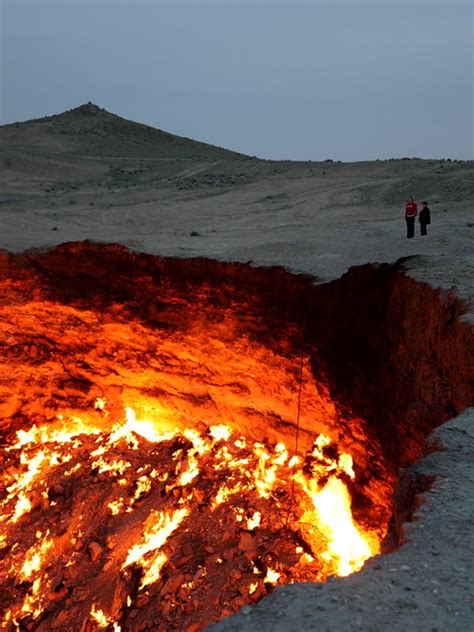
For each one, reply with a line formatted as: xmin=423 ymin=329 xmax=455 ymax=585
xmin=0 ymin=102 xmax=248 ymax=160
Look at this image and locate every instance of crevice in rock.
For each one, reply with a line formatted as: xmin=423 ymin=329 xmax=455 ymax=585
xmin=0 ymin=242 xmax=472 ymax=631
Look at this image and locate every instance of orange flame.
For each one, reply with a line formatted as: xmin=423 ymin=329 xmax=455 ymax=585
xmin=0 ymin=403 xmax=385 ymax=629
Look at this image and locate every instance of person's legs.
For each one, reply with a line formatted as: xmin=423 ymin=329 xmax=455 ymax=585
xmin=406 ymin=216 xmax=415 ymax=238
xmin=421 ymin=223 xmax=427 ymax=236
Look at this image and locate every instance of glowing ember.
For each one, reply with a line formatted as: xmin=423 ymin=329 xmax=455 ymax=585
xmin=0 ymin=402 xmax=385 ymax=630
xmin=264 ymin=568 xmax=281 ymax=584
xmin=123 ymin=507 xmax=190 ymax=587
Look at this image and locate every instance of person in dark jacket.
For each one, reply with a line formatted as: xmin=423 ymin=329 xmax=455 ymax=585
xmin=419 ymin=201 xmax=431 ymax=236
xmin=405 ymin=196 xmax=417 ymax=238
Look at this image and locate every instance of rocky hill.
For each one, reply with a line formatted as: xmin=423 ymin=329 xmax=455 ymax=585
xmin=0 ymin=102 xmax=248 ymax=160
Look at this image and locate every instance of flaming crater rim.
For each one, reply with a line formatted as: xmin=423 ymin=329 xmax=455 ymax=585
xmin=0 ymin=241 xmax=472 ymax=631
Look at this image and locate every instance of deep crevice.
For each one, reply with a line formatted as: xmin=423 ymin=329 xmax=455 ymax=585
xmin=0 ymin=242 xmax=472 ymax=631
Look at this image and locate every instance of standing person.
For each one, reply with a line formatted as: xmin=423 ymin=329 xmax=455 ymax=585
xmin=405 ymin=195 xmax=417 ymax=238
xmin=419 ymin=201 xmax=431 ymax=236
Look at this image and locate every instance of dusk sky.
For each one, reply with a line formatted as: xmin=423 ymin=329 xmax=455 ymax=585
xmin=1 ymin=0 xmax=473 ymax=161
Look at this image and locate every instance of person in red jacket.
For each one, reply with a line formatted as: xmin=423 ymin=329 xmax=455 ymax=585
xmin=405 ymin=195 xmax=417 ymax=238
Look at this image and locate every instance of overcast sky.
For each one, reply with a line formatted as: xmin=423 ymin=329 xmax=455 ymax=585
xmin=1 ymin=0 xmax=472 ymax=161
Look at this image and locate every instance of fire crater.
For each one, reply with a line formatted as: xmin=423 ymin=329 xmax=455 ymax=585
xmin=0 ymin=243 xmax=471 ymax=631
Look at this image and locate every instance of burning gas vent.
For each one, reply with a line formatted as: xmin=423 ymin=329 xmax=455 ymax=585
xmin=0 ymin=243 xmax=472 ymax=631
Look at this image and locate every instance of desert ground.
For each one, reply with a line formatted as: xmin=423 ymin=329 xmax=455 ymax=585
xmin=0 ymin=103 xmax=473 ymax=631
xmin=1 ymin=103 xmax=473 ymax=289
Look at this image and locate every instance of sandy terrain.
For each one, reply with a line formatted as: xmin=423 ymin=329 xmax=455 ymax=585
xmin=0 ymin=103 xmax=473 ymax=631
xmin=1 ymin=103 xmax=473 ymax=287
